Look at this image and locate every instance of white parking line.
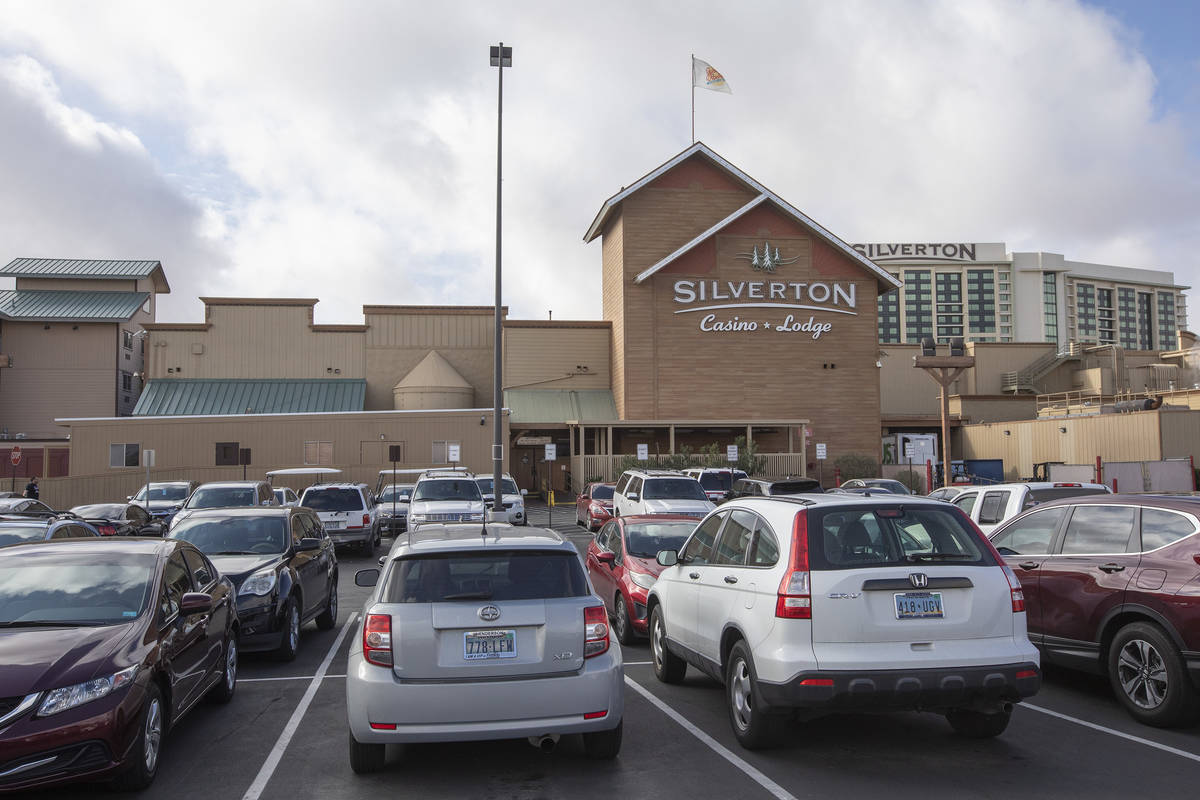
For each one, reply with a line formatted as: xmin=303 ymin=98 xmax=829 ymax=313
xmin=624 ymin=677 xmax=798 ymax=800
xmin=624 ymin=661 xmax=652 ymax=665
xmin=241 ymin=613 xmax=358 ymax=800
xmin=239 ymin=674 xmax=347 ymax=683
xmin=1020 ymin=702 xmax=1200 ymax=764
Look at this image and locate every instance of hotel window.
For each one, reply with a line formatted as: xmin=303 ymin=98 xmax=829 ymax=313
xmin=1075 ymin=283 xmax=1096 ymax=340
xmin=1117 ymin=287 xmax=1138 ymax=349
xmin=304 ymin=441 xmax=334 ymax=465
xmin=1137 ymin=292 xmax=1154 ymax=349
xmin=215 ymin=442 xmax=240 ymax=466
xmin=966 ymin=269 xmax=996 ymax=334
xmin=903 ymin=270 xmax=932 ymax=343
xmin=109 ymin=443 xmax=140 ymax=468
xmin=432 ymin=440 xmax=462 ymax=465
xmin=1097 ymin=288 xmax=1115 ymax=344
xmin=1042 ymin=273 xmax=1059 ymax=345
xmin=1157 ymin=292 xmax=1177 ymax=350
xmin=877 ymin=288 xmax=900 ymax=343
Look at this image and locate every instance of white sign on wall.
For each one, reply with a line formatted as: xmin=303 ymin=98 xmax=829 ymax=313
xmin=726 ymin=445 xmax=738 ymax=462
xmin=544 ymin=443 xmax=557 ymax=461
xmin=636 ymin=444 xmax=649 ymax=461
xmin=816 ymin=443 xmax=827 ymax=460
xmin=143 ymin=449 xmax=156 ymax=468
xmin=447 ymin=444 xmax=461 ymax=463
xmin=904 ymin=442 xmax=915 ymax=460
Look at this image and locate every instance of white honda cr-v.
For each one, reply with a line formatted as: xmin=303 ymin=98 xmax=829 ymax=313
xmin=647 ymin=494 xmax=1040 ymax=749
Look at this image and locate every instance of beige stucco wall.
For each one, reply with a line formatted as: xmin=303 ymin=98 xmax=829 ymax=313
xmin=880 ymin=344 xmax=942 ymax=416
xmin=503 ymin=324 xmax=611 ymax=391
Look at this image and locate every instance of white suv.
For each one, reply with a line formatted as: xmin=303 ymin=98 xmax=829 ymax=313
xmin=613 ymin=470 xmax=714 ymax=519
xmin=951 ymin=481 xmax=1110 ymax=534
xmin=475 ymin=473 xmax=528 ymax=526
xmin=408 ymin=470 xmax=486 ymax=529
xmin=299 ymin=482 xmax=380 ymax=554
xmin=683 ymin=467 xmax=747 ymax=503
xmin=647 ymin=494 xmax=1040 ymax=748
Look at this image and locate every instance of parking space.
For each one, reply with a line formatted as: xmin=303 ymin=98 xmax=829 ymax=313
xmin=17 ymin=523 xmax=1200 ymax=799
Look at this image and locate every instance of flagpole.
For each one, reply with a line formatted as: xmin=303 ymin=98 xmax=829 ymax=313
xmin=690 ymin=53 xmax=695 ymax=142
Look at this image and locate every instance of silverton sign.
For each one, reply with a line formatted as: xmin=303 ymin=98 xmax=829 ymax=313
xmin=672 ymin=279 xmax=857 ymax=340
xmin=851 ymin=242 xmax=977 ymax=262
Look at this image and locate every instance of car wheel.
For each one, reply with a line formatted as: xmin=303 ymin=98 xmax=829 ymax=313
xmin=946 ymin=708 xmax=1012 ymax=738
xmin=275 ymin=596 xmax=301 ymax=662
xmin=649 ymin=606 xmax=686 ymax=684
xmin=112 ymin=682 xmax=164 ymax=790
xmin=582 ymin=720 xmax=623 ymax=759
xmin=207 ymin=631 xmax=238 ymax=704
xmin=613 ymin=592 xmax=636 ymax=645
xmin=348 ymin=731 xmax=386 ymax=774
xmin=726 ymin=641 xmax=787 ymax=750
xmin=316 ymin=580 xmax=338 ymax=631
xmin=1108 ymin=621 xmax=1200 ymax=727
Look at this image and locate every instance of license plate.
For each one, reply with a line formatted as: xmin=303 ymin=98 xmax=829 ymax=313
xmin=463 ymin=629 xmax=517 ymax=660
xmin=894 ymin=591 xmax=944 ymax=619
xmin=325 ymin=520 xmax=344 ymax=529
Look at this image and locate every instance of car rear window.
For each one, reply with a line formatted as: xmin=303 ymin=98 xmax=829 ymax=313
xmin=189 ymin=487 xmax=257 ymax=508
xmin=770 ymin=480 xmax=823 ymax=494
xmin=590 ymin=485 xmax=614 ymax=500
xmin=300 ymin=488 xmax=365 ymax=511
xmin=643 ymin=478 xmax=708 ymax=501
xmin=1027 ymin=487 xmax=1110 ymax=505
xmin=698 ymin=473 xmax=733 ymax=491
xmin=383 ymin=550 xmax=589 ymax=602
xmin=808 ymin=506 xmax=995 ymax=570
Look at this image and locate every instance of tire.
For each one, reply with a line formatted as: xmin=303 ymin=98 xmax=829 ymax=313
xmin=613 ymin=593 xmax=637 ymax=645
xmin=946 ymin=708 xmax=1012 ymax=738
xmin=275 ymin=596 xmax=301 ymax=662
xmin=348 ymin=731 xmax=386 ymax=774
xmin=726 ymin=641 xmax=787 ymax=749
xmin=315 ymin=580 xmax=338 ymax=631
xmin=582 ymin=720 xmax=623 ymax=759
xmin=112 ymin=682 xmax=164 ymax=791
xmin=207 ymin=632 xmax=238 ymax=704
xmin=649 ymin=605 xmax=686 ymax=684
xmin=1107 ymin=621 xmax=1200 ymax=727
xmin=360 ymin=534 xmax=374 ymax=556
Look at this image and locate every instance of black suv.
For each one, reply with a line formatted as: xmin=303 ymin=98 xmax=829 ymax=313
xmin=168 ymin=506 xmax=338 ymax=661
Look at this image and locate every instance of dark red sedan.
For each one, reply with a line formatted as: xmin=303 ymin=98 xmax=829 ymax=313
xmin=585 ymin=514 xmax=697 ymax=644
xmin=989 ymin=494 xmax=1200 ymax=727
xmin=576 ymin=482 xmax=616 ymax=532
xmin=0 ymin=538 xmax=238 ymax=791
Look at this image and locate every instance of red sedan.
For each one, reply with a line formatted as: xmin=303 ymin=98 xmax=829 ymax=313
xmin=585 ymin=514 xmax=697 ymax=644
xmin=575 ymin=482 xmax=616 ymax=532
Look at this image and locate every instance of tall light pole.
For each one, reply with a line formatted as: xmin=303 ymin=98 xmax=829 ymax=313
xmin=489 ymin=43 xmax=511 ymax=513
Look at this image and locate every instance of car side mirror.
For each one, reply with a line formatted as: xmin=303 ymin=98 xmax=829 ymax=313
xmin=520 ymin=489 xmax=528 ymax=496
xmin=180 ymin=592 xmax=213 ymax=615
xmin=296 ymin=537 xmax=321 ymax=552
xmin=355 ymin=568 xmax=380 ymax=587
xmin=597 ymin=551 xmax=616 ymax=568
xmin=656 ymin=550 xmax=679 ymax=567
xmin=126 ymin=495 xmax=133 ymax=502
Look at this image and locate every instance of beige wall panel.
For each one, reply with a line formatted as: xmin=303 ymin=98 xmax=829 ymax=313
xmin=951 ymin=396 xmax=1038 ymax=423
xmin=601 ymin=214 xmax=626 ymax=417
xmin=504 ymin=327 xmax=611 ymax=390
xmin=963 ymin=343 xmax=1056 ymax=394
xmin=880 ymin=345 xmax=941 ymax=415
xmin=1158 ymin=411 xmax=1200 ymax=460
xmin=364 ymin=312 xmax=494 ymax=349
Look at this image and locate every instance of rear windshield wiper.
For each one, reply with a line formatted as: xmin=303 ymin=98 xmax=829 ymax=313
xmin=0 ymin=620 xmax=108 ymax=628
xmin=906 ymin=553 xmax=976 ymax=561
xmin=440 ymin=591 xmax=494 ymax=600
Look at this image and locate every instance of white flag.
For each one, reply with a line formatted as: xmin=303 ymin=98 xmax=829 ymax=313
xmin=692 ymin=57 xmax=732 ymax=94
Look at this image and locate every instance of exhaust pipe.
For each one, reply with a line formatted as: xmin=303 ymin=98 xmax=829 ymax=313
xmin=527 ymin=734 xmax=559 ymax=752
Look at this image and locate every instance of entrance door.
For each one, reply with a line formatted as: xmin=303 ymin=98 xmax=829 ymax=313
xmin=512 ymin=447 xmax=539 ymax=495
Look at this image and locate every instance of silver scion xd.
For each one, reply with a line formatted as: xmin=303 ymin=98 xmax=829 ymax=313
xmin=346 ymin=523 xmax=624 ymax=772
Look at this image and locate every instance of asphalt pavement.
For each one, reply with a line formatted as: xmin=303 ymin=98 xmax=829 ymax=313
xmin=21 ymin=501 xmax=1200 ymax=799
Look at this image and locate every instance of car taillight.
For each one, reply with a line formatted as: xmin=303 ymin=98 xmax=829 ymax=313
xmin=1001 ymin=565 xmax=1025 ymax=613
xmin=363 ymin=614 xmax=393 ymax=666
xmin=362 ymin=514 xmax=371 ymax=527
xmin=98 ymin=524 xmax=116 ymax=536
xmin=776 ymin=510 xmax=811 ymax=619
xmin=584 ymin=605 xmax=609 ymax=658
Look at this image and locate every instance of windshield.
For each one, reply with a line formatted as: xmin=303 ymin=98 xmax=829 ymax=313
xmin=187 ymin=487 xmax=258 ymax=508
xmin=378 ymin=485 xmax=414 ymax=503
xmin=866 ymin=480 xmax=911 ymax=495
xmin=170 ymin=516 xmax=288 ymax=555
xmin=384 ymin=550 xmax=588 ymax=602
xmin=698 ymin=473 xmax=733 ymax=491
xmin=475 ymin=478 xmax=519 ymax=496
xmin=71 ymin=504 xmax=125 ymax=519
xmin=808 ymin=506 xmax=993 ymax=570
xmin=642 ymin=478 xmax=708 ymax=501
xmin=624 ymin=521 xmax=696 ymax=558
xmin=590 ymin=485 xmax=614 ymax=501
xmin=0 ymin=525 xmax=46 ymax=546
xmin=300 ymin=488 xmax=364 ymax=512
xmin=413 ymin=479 xmax=482 ymax=502
xmin=0 ymin=552 xmax=155 ymax=625
xmin=134 ymin=484 xmax=189 ymax=502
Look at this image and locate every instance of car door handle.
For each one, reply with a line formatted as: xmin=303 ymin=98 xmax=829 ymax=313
xmin=689 ymin=572 xmax=700 ymax=580
xmin=723 ymin=575 xmax=738 ymax=585
xmin=1018 ymin=561 xmax=1040 ymax=570
xmin=1098 ymin=563 xmax=1126 ymax=573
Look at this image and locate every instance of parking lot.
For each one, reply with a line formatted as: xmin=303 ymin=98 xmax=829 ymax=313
xmin=19 ymin=502 xmax=1200 ymax=799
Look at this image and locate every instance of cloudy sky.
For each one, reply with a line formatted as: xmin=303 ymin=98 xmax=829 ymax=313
xmin=0 ymin=0 xmax=1197 ymax=324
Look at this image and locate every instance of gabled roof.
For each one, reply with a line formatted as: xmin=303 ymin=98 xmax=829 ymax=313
xmin=2 ymin=258 xmax=170 ymax=293
xmin=132 ymin=379 xmax=366 ymax=416
xmin=0 ymin=290 xmax=149 ymax=322
xmin=584 ymin=142 xmax=902 ymax=292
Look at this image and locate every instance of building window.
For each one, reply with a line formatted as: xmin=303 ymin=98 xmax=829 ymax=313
xmin=304 ymin=441 xmax=333 ymax=465
xmin=877 ymin=288 xmax=900 ymax=344
xmin=966 ymin=269 xmax=996 ymax=334
xmin=1156 ymin=292 xmax=1176 ymax=350
xmin=122 ymin=330 xmax=134 ymax=350
xmin=215 ymin=442 xmax=240 ymax=466
xmin=1074 ymin=283 xmax=1096 ymax=340
xmin=109 ymin=443 xmax=139 ymax=468
xmin=1042 ymin=273 xmax=1059 ymax=345
xmin=121 ymin=371 xmax=133 ymax=392
xmin=1138 ymin=292 xmax=1154 ymax=350
xmin=902 ymin=270 xmax=932 ymax=343
xmin=432 ymin=440 xmax=462 ymax=465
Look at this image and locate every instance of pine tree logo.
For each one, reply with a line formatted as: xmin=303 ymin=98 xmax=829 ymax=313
xmin=735 ymin=240 xmax=800 ymax=273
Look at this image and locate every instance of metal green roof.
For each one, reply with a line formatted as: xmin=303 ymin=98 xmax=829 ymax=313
xmin=1 ymin=258 xmax=162 ymax=279
xmin=133 ymin=379 xmax=367 ymax=416
xmin=504 ymin=389 xmax=617 ymax=425
xmin=0 ymin=290 xmax=150 ymax=321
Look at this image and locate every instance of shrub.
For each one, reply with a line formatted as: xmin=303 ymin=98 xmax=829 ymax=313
xmin=834 ymin=453 xmax=878 ymax=481
xmin=894 ymin=469 xmax=924 ymax=494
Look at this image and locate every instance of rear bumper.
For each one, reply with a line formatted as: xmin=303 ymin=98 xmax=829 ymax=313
xmin=346 ymin=651 xmax=623 ymax=743
xmin=380 ymin=517 xmax=407 ymax=534
xmin=756 ymin=662 xmax=1041 ymax=711
xmin=328 ymin=528 xmax=372 ymax=546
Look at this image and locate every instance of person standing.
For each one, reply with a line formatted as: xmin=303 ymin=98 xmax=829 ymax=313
xmin=23 ymin=476 xmax=38 ymax=500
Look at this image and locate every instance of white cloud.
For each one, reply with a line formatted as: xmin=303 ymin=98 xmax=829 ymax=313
xmin=0 ymin=0 xmax=1195 ymax=326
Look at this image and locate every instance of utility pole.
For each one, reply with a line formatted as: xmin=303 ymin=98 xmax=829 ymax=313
xmin=913 ymin=338 xmax=974 ymax=490
xmin=489 ymin=43 xmax=512 ymax=513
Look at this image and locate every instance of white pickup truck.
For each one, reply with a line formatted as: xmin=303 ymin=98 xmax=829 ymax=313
xmin=948 ymin=481 xmax=1111 ymax=534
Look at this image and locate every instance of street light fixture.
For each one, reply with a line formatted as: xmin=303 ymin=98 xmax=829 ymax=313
xmin=489 ymin=43 xmax=512 ymax=511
